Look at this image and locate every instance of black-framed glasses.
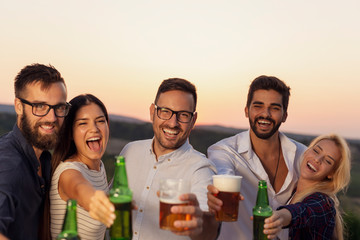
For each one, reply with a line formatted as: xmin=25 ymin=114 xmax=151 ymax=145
xmin=154 ymin=104 xmax=194 ymax=123
xmin=19 ymin=98 xmax=71 ymax=117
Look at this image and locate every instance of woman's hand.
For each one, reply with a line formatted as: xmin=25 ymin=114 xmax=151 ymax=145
xmin=263 ymin=209 xmax=292 ymax=239
xmin=89 ymin=190 xmax=116 ymax=227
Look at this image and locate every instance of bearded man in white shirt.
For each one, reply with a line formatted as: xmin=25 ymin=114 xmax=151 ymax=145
xmin=207 ymin=75 xmax=307 ymax=240
xmin=120 ymin=78 xmax=218 ymax=240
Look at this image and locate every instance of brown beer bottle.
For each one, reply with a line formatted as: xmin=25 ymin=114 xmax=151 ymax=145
xmin=109 ymin=156 xmax=133 ymax=240
xmin=253 ymin=180 xmax=272 ymax=240
xmin=56 ymin=199 xmax=81 ymax=240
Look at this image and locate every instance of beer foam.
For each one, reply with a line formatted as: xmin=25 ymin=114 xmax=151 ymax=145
xmin=212 ymin=175 xmax=242 ymax=192
xmin=159 ymin=198 xmax=187 ymax=204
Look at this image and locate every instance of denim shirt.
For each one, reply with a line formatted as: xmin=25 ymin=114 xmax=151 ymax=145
xmin=0 ymin=124 xmax=51 ymax=239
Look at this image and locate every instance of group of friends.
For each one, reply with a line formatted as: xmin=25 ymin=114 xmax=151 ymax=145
xmin=0 ymin=63 xmax=352 ymax=240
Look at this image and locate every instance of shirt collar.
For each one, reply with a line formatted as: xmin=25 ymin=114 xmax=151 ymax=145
xmin=150 ymin=138 xmax=191 ymax=162
xmin=236 ymin=130 xmax=297 ymax=162
xmin=13 ymin=124 xmax=51 ymax=171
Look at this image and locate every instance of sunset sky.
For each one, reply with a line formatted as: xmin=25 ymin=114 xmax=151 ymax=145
xmin=1 ymin=1 xmax=359 ymax=139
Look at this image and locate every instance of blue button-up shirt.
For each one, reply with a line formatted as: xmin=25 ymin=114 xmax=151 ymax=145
xmin=0 ymin=124 xmax=51 ymax=239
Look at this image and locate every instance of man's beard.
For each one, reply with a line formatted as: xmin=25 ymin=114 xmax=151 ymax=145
xmin=20 ymin=112 xmax=60 ymax=150
xmin=249 ymin=117 xmax=282 ymax=140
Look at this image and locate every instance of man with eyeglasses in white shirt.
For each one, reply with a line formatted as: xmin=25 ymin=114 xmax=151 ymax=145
xmin=0 ymin=63 xmax=69 ymax=240
xmin=119 ymin=78 xmax=218 ymax=240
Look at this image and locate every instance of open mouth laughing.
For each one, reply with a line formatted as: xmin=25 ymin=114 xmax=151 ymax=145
xmin=163 ymin=128 xmax=179 ymax=139
xmin=307 ymin=162 xmax=317 ymax=172
xmin=37 ymin=122 xmax=57 ymax=134
xmin=258 ymin=119 xmax=272 ymax=126
xmin=86 ymin=137 xmax=102 ymax=152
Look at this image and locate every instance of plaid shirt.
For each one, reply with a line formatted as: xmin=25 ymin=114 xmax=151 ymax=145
xmin=278 ymin=192 xmax=336 ymax=240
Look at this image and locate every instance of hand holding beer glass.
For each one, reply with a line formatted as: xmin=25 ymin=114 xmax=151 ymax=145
xmin=212 ymin=175 xmax=242 ymax=222
xmin=159 ymin=179 xmax=191 ymax=231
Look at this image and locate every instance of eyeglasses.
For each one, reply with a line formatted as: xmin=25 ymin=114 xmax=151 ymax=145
xmin=19 ymin=98 xmax=71 ymax=117
xmin=154 ymin=104 xmax=194 ymax=123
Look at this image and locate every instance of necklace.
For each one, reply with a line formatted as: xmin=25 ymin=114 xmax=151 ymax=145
xmin=271 ymin=143 xmax=281 ymax=188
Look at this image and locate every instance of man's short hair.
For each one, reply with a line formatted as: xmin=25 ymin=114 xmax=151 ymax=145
xmin=154 ymin=78 xmax=197 ymax=111
xmin=246 ymin=75 xmax=291 ymax=112
xmin=14 ymin=63 xmax=65 ymax=98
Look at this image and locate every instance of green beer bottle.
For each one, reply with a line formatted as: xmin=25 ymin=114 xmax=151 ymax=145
xmin=56 ymin=199 xmax=81 ymax=240
xmin=109 ymin=156 xmax=133 ymax=240
xmin=253 ymin=180 xmax=273 ymax=240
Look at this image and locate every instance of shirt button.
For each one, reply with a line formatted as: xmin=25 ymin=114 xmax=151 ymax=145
xmin=139 ymin=209 xmax=143 ymax=213
xmin=168 ymin=158 xmax=171 ymax=161
xmin=134 ymin=232 xmax=138 ymax=235
xmin=153 ymin=166 xmax=157 ymax=169
xmin=146 ymin=186 xmax=150 ymax=190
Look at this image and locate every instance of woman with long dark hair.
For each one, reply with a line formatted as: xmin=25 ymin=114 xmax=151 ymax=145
xmin=49 ymin=94 xmax=115 ymax=240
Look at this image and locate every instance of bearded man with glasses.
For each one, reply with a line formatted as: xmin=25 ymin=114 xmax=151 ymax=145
xmin=118 ymin=78 xmax=218 ymax=240
xmin=0 ymin=63 xmax=69 ymax=240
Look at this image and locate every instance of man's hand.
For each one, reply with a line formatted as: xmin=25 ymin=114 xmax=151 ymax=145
xmin=207 ymin=184 xmax=222 ymax=215
xmin=171 ymin=193 xmax=203 ymax=237
xmin=207 ymin=184 xmax=244 ymax=217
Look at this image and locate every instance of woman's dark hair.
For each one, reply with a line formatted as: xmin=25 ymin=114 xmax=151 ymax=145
xmin=51 ymin=94 xmax=109 ymax=173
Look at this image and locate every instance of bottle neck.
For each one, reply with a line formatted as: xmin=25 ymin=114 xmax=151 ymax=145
xmin=112 ymin=162 xmax=129 ymax=189
xmin=256 ymin=187 xmax=270 ymax=206
xmin=110 ymin=159 xmax=132 ymax=204
xmin=62 ymin=201 xmax=78 ymax=232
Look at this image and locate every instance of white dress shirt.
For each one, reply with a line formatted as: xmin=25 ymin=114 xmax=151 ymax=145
xmin=208 ymin=130 xmax=306 ymax=240
xmin=120 ymin=139 xmax=216 ymax=240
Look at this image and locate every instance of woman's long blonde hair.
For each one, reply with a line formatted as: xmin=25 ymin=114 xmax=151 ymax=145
xmin=292 ymin=134 xmax=351 ymax=240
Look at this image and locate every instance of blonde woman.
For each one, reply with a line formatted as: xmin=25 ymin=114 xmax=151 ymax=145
xmin=263 ymin=134 xmax=351 ymax=239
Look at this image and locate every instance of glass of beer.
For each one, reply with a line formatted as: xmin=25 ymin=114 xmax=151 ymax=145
xmin=159 ymin=178 xmax=191 ymax=231
xmin=212 ymin=175 xmax=242 ymax=222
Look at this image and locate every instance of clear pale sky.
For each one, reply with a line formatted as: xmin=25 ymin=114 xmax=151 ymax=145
xmin=1 ymin=1 xmax=359 ymax=139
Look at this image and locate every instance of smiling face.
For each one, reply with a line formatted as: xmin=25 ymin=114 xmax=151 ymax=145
xmin=15 ymin=81 xmax=67 ymax=152
xmin=300 ymin=139 xmax=341 ymax=184
xmin=245 ymin=89 xmax=287 ymax=140
xmin=72 ymin=103 xmax=109 ymax=163
xmin=150 ymin=90 xmax=197 ymax=157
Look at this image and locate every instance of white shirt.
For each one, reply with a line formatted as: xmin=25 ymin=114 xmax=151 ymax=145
xmin=120 ymin=139 xmax=216 ymax=240
xmin=208 ymin=130 xmax=306 ymax=240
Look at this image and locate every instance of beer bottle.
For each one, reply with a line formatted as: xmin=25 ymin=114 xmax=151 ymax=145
xmin=56 ymin=199 xmax=81 ymax=240
xmin=253 ymin=180 xmax=272 ymax=240
xmin=109 ymin=155 xmax=133 ymax=240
